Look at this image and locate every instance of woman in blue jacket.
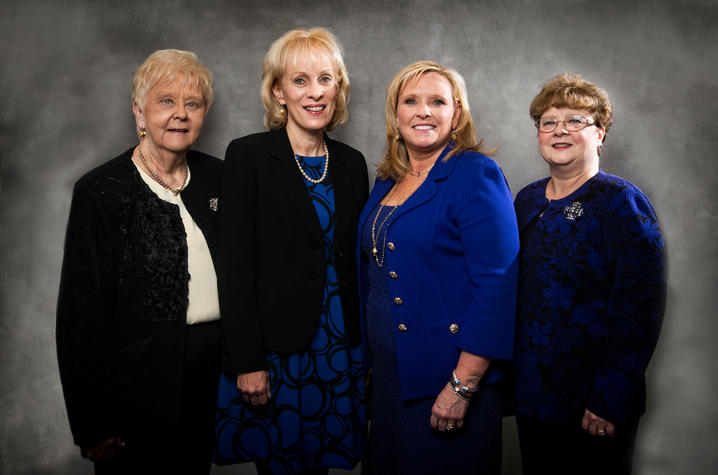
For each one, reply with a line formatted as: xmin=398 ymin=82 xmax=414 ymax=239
xmin=357 ymin=60 xmax=519 ymax=474
xmin=513 ymin=73 xmax=666 ymax=475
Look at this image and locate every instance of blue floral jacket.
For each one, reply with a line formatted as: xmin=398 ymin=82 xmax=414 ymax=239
xmin=513 ymin=171 xmax=666 ymax=425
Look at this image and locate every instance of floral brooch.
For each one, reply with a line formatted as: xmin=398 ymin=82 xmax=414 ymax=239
xmin=563 ymin=201 xmax=584 ymax=221
xmin=209 ymin=197 xmax=218 ymax=212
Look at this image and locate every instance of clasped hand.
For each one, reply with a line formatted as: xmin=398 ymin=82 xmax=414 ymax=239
xmin=581 ymin=408 xmax=615 ymax=437
xmin=430 ymin=383 xmax=470 ymax=432
xmin=237 ymin=370 xmax=271 ymax=406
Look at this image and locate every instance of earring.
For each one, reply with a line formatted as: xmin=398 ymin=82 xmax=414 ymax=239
xmin=280 ymin=107 xmax=285 ymax=114
xmin=140 ymin=129 xmax=146 ymax=138
xmin=395 ymin=134 xmax=401 ymax=141
xmin=451 ymin=127 xmax=457 ymax=139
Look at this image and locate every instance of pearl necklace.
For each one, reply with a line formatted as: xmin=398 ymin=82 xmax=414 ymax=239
xmin=371 ymin=183 xmax=400 ymax=267
xmin=137 ymin=147 xmax=188 ymax=196
xmin=294 ymin=141 xmax=329 ymax=184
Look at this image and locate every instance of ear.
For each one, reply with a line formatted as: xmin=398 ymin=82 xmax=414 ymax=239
xmin=596 ymin=126 xmax=606 ymax=142
xmin=272 ymin=83 xmax=286 ymax=106
xmin=452 ymin=101 xmax=462 ymax=129
xmin=133 ymin=102 xmax=145 ymax=130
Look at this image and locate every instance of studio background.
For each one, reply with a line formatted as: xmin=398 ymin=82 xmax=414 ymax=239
xmin=2 ymin=0 xmax=716 ymax=474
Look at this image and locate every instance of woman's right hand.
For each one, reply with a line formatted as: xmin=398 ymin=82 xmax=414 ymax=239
xmin=237 ymin=370 xmax=271 ymax=405
xmin=81 ymin=436 xmax=125 ymax=462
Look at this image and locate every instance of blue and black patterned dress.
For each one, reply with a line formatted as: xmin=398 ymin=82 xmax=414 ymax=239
xmin=214 ymin=155 xmax=366 ymax=472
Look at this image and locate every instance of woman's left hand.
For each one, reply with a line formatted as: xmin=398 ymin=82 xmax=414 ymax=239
xmin=430 ymin=383 xmax=470 ymax=432
xmin=581 ymin=408 xmax=615 ymax=437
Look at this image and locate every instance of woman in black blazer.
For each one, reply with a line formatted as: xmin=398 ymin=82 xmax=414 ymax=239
xmin=215 ymin=28 xmax=369 ymax=474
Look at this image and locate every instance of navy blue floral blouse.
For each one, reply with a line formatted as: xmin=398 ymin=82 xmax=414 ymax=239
xmin=513 ymin=171 xmax=666 ymax=426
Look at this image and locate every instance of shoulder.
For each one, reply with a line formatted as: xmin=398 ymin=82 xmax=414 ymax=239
xmin=326 ymin=136 xmax=367 ymax=174
xmin=224 ymin=130 xmax=274 ymax=160
xmin=227 ymin=130 xmax=272 ymax=148
xmin=73 ymin=149 xmax=135 ymax=199
xmin=451 ymin=150 xmax=506 ymax=182
xmin=590 ymin=172 xmax=658 ymax=218
xmin=447 ymin=150 xmax=509 ymax=191
xmin=588 ymin=173 xmax=662 ymax=250
xmin=516 ymin=177 xmax=549 ymax=203
xmin=326 ymin=136 xmax=364 ymax=159
xmin=187 ymin=149 xmax=222 ymax=174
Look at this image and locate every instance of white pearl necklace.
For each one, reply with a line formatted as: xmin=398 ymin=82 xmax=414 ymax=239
xmin=294 ymin=141 xmax=329 ymax=184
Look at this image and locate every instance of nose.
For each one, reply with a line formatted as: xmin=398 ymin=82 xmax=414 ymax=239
xmin=307 ymin=81 xmax=324 ymax=100
xmin=417 ymin=102 xmax=431 ymax=118
xmin=554 ymin=121 xmax=569 ymax=135
xmin=173 ymin=103 xmax=188 ymax=120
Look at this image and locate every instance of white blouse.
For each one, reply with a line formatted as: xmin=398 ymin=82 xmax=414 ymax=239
xmin=134 ymin=160 xmax=220 ymax=325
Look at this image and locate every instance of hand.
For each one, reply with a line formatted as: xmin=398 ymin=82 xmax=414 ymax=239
xmin=581 ymin=409 xmax=615 ymax=437
xmin=430 ymin=383 xmax=470 ymax=432
xmin=81 ymin=436 xmax=125 ymax=462
xmin=237 ymin=370 xmax=271 ymax=406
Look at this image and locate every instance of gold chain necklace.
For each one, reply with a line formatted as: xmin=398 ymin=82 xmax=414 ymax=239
xmin=371 ymin=183 xmax=400 ymax=267
xmin=406 ymin=160 xmax=436 ymax=177
xmin=137 ymin=147 xmax=188 ymax=196
xmin=294 ymin=141 xmax=329 ymax=184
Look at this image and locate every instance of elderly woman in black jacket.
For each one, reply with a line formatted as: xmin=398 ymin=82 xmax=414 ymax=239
xmin=56 ymin=49 xmax=222 ymax=475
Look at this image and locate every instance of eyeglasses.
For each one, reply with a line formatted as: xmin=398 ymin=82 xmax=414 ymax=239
xmin=537 ymin=115 xmax=596 ymax=133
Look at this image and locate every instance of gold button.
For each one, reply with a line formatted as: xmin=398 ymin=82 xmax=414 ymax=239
xmin=389 ymin=271 xmax=398 ymax=279
xmin=387 ymin=242 xmax=396 ymax=251
xmin=449 ymin=323 xmax=459 ymax=334
xmin=397 ymin=323 xmax=407 ymax=331
xmin=393 ymin=297 xmax=403 ymax=305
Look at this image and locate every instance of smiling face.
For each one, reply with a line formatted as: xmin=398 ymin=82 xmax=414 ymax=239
xmin=134 ymin=77 xmax=206 ymax=158
xmin=537 ymin=106 xmax=605 ymax=173
xmin=272 ymin=53 xmax=338 ymax=139
xmin=396 ymin=72 xmax=461 ymax=160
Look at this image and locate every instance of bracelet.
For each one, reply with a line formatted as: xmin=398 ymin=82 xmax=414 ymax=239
xmin=451 ymin=370 xmax=477 ymax=394
xmin=448 ymin=370 xmax=477 ymax=401
xmin=448 ymin=382 xmax=473 ymax=401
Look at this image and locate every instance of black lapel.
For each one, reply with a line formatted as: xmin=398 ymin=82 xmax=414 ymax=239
xmin=181 ymin=151 xmax=220 ymax=259
xmin=328 ymin=136 xmax=351 ymax=249
xmin=267 ymin=128 xmax=324 ymax=245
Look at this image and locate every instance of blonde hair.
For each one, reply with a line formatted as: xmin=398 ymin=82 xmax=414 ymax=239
xmin=529 ymin=73 xmax=613 ymax=154
xmin=378 ymin=60 xmax=494 ymax=181
xmin=132 ymin=49 xmax=214 ymax=111
xmin=260 ymin=27 xmax=350 ymax=131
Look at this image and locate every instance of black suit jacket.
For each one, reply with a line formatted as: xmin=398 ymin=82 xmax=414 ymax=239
xmin=56 ymin=148 xmax=222 ymax=447
xmin=218 ymin=128 xmax=369 ymax=374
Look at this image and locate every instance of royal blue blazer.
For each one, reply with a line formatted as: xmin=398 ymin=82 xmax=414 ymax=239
xmin=357 ymin=145 xmax=520 ymax=400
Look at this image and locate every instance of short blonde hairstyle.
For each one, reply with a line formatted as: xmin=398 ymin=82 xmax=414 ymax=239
xmin=378 ymin=60 xmax=494 ymax=180
xmin=261 ymin=27 xmax=350 ymax=131
xmin=132 ymin=49 xmax=214 ymax=112
xmin=529 ymin=73 xmax=613 ymax=153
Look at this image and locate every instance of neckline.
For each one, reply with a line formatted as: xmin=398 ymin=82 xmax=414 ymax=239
xmin=132 ymin=157 xmax=192 ymax=203
xmin=543 ymin=171 xmax=601 ymax=204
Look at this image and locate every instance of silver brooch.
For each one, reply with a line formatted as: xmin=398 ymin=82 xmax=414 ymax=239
xmin=563 ymin=201 xmax=584 ymax=221
xmin=209 ymin=197 xmax=218 ymax=212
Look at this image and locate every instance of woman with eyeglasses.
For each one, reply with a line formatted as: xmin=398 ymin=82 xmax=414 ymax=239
xmin=512 ymin=73 xmax=666 ymax=475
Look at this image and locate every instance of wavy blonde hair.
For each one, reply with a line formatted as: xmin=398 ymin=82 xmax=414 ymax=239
xmin=378 ymin=60 xmax=494 ymax=180
xmin=260 ymin=27 xmax=350 ymax=131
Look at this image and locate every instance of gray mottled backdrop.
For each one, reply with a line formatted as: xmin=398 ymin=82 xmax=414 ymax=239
xmin=2 ymin=0 xmax=716 ymax=474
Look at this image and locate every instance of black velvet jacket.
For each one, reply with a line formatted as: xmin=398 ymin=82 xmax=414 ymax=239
xmin=56 ymin=148 xmax=222 ymax=447
xmin=218 ymin=128 xmax=369 ymax=375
